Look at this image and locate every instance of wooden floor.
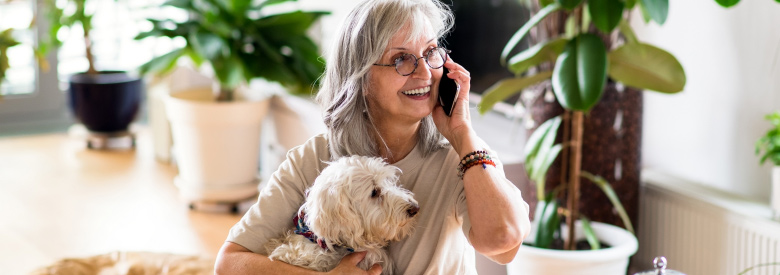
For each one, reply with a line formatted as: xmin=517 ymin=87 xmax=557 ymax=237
xmin=0 ymin=126 xmax=242 ymax=274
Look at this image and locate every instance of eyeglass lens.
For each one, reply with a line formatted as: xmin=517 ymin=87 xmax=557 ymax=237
xmin=395 ymin=48 xmax=447 ymax=76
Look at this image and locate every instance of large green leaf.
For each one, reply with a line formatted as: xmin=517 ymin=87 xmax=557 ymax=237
xmin=640 ymin=0 xmax=668 ymax=25
xmin=608 ymin=43 xmax=685 ymax=93
xmin=500 ymin=3 xmax=561 ymax=66
xmin=581 ymin=171 xmax=635 ymax=234
xmin=552 ymin=34 xmax=607 ymax=111
xmin=557 ymin=0 xmax=583 ymax=10
xmin=477 ymin=71 xmax=553 ymax=114
xmin=625 ymin=0 xmax=638 ymax=9
xmin=714 ymin=0 xmax=740 ymax=7
xmin=508 ymin=38 xmax=568 ymax=75
xmin=534 ymin=197 xmax=560 ymax=249
xmin=588 ymin=0 xmax=625 ymax=33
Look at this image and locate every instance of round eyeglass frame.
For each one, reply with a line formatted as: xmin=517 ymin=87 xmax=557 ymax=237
xmin=373 ymin=47 xmax=451 ymax=76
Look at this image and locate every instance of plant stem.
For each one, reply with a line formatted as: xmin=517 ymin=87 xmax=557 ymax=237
xmin=216 ymin=87 xmax=234 ymax=102
xmin=84 ymin=27 xmax=97 ymax=75
xmin=566 ymin=110 xmax=584 ymax=250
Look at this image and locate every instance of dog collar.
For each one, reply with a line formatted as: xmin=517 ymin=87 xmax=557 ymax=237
xmin=293 ymin=211 xmax=354 ymax=252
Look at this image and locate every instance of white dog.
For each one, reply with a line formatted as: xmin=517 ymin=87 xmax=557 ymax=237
xmin=264 ymin=155 xmax=419 ymax=274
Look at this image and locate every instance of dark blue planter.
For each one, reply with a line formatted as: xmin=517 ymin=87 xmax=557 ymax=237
xmin=68 ymin=71 xmax=143 ymax=133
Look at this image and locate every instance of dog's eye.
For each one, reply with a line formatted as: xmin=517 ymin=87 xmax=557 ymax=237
xmin=371 ymin=188 xmax=380 ymax=198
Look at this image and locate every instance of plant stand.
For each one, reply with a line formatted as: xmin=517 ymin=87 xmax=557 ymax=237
xmin=507 ymin=221 xmax=638 ymax=275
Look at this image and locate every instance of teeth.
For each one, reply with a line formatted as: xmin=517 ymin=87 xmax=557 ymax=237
xmin=402 ymin=86 xmax=430 ymax=96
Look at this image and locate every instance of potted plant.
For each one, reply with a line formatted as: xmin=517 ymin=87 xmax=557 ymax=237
xmin=475 ymin=0 xmax=762 ymax=273
xmin=755 ymin=111 xmax=780 ymax=220
xmin=0 ymin=28 xmax=21 ymax=93
xmin=135 ymin=0 xmax=327 ymax=208
xmin=42 ymin=0 xmax=143 ymax=139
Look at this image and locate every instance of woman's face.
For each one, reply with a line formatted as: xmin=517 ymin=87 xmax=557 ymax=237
xmin=367 ymin=24 xmax=443 ymax=125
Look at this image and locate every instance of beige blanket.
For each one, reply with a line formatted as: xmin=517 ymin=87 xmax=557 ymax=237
xmin=31 ymin=251 xmax=214 ymax=275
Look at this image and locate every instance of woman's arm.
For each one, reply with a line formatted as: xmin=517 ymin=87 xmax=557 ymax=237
xmin=214 ymin=242 xmax=382 ymax=275
xmin=458 ymin=133 xmax=530 ymax=264
xmin=433 ymin=59 xmax=531 ymax=264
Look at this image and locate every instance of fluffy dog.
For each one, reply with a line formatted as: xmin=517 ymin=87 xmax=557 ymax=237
xmin=264 ymin=155 xmax=419 ymax=274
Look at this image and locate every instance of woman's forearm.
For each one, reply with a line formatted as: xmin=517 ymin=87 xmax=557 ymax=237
xmin=215 ymin=242 xmax=322 ymax=275
xmin=455 ymin=134 xmax=531 ymax=258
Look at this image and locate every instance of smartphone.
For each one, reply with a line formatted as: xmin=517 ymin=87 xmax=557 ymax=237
xmin=438 ymin=67 xmax=459 ymax=117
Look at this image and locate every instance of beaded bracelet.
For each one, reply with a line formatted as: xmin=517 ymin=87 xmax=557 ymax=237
xmin=457 ymin=150 xmax=496 ymax=179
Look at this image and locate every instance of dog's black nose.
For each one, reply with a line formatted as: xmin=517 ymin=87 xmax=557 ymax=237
xmin=407 ymin=204 xmax=419 ymax=217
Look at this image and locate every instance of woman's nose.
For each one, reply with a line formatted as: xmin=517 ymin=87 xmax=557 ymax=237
xmin=411 ymin=61 xmax=432 ymax=80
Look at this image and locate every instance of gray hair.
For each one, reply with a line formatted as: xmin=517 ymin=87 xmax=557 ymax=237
xmin=316 ymin=0 xmax=455 ymax=160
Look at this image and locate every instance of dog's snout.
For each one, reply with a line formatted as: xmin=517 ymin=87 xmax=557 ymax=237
xmin=407 ymin=203 xmax=420 ymax=217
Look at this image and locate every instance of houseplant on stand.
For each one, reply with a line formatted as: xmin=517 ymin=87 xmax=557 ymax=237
xmin=755 ymin=111 xmax=780 ymax=220
xmin=136 ymin=0 xmax=327 ymax=211
xmin=43 ymin=0 xmax=143 ymax=149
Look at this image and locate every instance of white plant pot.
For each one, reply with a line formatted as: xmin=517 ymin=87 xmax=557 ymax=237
xmin=165 ymin=89 xmax=270 ymax=202
xmin=507 ymin=221 xmax=638 ymax=275
xmin=772 ymin=166 xmax=780 ymax=219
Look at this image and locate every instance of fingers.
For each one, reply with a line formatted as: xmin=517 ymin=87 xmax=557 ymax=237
xmin=443 ymin=58 xmax=471 ymax=98
xmin=344 ymin=251 xmax=367 ymax=265
xmin=368 ymin=264 xmax=382 ymax=275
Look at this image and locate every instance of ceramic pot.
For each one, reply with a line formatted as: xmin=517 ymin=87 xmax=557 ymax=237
xmin=507 ymin=221 xmax=638 ymax=275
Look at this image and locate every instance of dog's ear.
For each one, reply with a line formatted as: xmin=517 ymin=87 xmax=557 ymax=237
xmin=302 ymin=176 xmax=364 ymax=248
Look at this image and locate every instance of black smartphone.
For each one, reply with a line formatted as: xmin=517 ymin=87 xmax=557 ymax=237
xmin=438 ymin=67 xmax=459 ymax=116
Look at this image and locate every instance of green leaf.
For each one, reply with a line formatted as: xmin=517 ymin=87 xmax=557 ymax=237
xmin=138 ymin=48 xmax=186 ymax=75
xmin=508 ymin=38 xmax=568 ymax=75
xmin=581 ymin=171 xmax=635 ymax=234
xmin=714 ymin=0 xmax=740 ymax=7
xmin=212 ymin=54 xmax=244 ymax=90
xmin=608 ymin=43 xmax=686 ymax=93
xmin=618 ymin=20 xmax=639 ymax=44
xmin=189 ymin=31 xmax=226 ymax=60
xmin=625 ymin=0 xmax=638 ymax=9
xmin=540 ymin=0 xmax=555 ymax=7
xmin=501 ymin=3 xmax=562 ymax=66
xmin=534 ymin=197 xmax=560 ymax=248
xmin=557 ymin=0 xmax=584 ymax=10
xmin=580 ymin=217 xmax=601 ymax=250
xmin=533 ymin=144 xmax=562 ymax=198
xmin=640 ymin=0 xmax=668 ymax=25
xmin=523 ymin=116 xmax=562 ymax=174
xmin=552 ymin=34 xmax=607 ymax=111
xmin=477 ymin=71 xmax=553 ymax=114
xmin=588 ymin=0 xmax=625 ymax=33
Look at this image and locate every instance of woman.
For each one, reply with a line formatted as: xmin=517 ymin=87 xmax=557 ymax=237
xmin=215 ymin=0 xmax=530 ymax=274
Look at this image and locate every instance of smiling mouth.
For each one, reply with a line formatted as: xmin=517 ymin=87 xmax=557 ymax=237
xmin=401 ymin=86 xmax=431 ymax=96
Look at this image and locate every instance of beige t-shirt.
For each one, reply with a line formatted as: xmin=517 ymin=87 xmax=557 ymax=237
xmin=227 ymin=134 xmax=517 ymax=274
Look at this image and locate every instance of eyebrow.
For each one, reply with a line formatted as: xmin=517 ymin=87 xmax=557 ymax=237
xmin=389 ymin=38 xmax=437 ymax=51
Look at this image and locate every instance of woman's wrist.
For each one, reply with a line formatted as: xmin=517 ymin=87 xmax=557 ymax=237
xmin=451 ymin=130 xmax=481 ymax=159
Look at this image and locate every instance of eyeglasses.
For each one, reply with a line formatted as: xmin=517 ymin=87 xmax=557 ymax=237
xmin=373 ymin=47 xmax=451 ymax=76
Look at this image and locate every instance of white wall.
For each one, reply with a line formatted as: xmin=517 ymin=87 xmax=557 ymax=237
xmin=632 ymin=0 xmax=780 ymax=200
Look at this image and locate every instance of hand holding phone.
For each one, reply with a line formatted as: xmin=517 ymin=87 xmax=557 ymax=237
xmin=438 ymin=67 xmax=459 ymax=117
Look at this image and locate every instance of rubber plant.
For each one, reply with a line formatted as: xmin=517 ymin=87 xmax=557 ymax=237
xmin=135 ymin=0 xmax=328 ymax=101
xmin=475 ymin=0 xmax=776 ymax=251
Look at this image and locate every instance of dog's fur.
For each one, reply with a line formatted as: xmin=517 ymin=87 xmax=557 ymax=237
xmin=264 ymin=156 xmax=419 ymax=274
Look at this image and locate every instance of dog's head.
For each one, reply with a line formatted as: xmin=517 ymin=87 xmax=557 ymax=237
xmin=302 ymin=155 xmax=419 ymax=250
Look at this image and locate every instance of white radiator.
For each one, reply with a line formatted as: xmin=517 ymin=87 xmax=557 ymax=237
xmin=637 ymin=171 xmax=780 ymax=275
